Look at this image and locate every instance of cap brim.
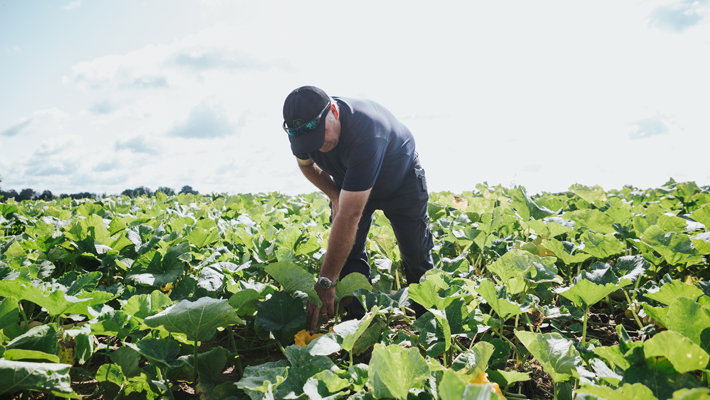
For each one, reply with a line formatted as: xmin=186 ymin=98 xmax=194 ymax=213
xmin=288 ymin=121 xmax=326 ymax=155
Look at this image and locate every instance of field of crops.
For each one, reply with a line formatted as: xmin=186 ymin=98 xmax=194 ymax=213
xmin=1 ymin=179 xmax=710 ymax=400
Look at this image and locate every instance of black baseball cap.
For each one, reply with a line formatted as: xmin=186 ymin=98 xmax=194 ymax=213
xmin=283 ymin=86 xmax=331 ymax=155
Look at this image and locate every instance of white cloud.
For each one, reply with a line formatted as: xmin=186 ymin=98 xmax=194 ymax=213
xmin=62 ymin=1 xmax=82 ymax=10
xmin=649 ymin=0 xmax=709 ymax=32
xmin=114 ymin=136 xmax=160 ymax=155
xmin=629 ymin=114 xmax=676 ymax=140
xmin=0 ymin=108 xmax=68 ymax=137
xmin=167 ymin=99 xmax=239 ymax=139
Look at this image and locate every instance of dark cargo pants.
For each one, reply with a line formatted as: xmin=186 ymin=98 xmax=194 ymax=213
xmin=335 ymin=157 xmax=434 ymax=319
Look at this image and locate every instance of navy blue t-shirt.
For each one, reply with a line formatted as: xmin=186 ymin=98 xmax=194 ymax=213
xmin=296 ymin=97 xmax=416 ymax=200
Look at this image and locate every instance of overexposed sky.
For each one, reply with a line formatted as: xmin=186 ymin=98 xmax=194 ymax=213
xmin=1 ymin=1 xmax=709 ymax=196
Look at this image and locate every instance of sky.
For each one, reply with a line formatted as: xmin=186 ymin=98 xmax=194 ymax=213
xmin=1 ymin=0 xmax=709 ymax=197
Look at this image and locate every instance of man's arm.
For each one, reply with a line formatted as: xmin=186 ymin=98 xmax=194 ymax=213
xmin=306 ymin=187 xmax=371 ymax=333
xmin=297 ymin=158 xmax=340 ymax=202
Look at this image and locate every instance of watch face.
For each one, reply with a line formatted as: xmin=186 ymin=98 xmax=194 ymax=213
xmin=318 ymin=277 xmax=332 ymax=289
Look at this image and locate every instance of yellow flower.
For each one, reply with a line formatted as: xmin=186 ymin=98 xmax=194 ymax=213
xmin=294 ymin=330 xmax=324 ymax=347
xmin=470 ymin=372 xmax=506 ymax=399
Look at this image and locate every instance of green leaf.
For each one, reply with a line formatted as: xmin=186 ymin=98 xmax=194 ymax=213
xmin=541 ymin=238 xmax=591 ymax=265
xmin=236 ymin=361 xmax=289 ymax=394
xmin=0 ymin=296 xmax=20 ymax=331
xmin=368 ymin=343 xmax=430 ymax=400
xmin=123 ymin=290 xmax=174 ymax=321
xmin=228 ymin=288 xmax=260 ymax=316
xmin=510 ymin=186 xmax=554 ymax=221
xmin=567 ymin=209 xmax=616 ymax=234
xmin=641 ymin=226 xmax=703 ymax=266
xmin=303 ymin=370 xmax=350 ymax=400
xmin=2 ymin=349 xmax=60 ymax=363
xmin=477 ymin=279 xmax=526 ymax=320
xmin=690 ymin=204 xmax=710 ymax=228
xmin=6 ymin=324 xmax=58 ymax=356
xmin=186 ymin=227 xmax=219 ymax=249
xmin=570 ymin=184 xmax=608 ymax=207
xmin=645 ymin=280 xmax=704 ymax=305
xmin=110 ymin=346 xmax=140 ymax=377
xmin=0 ymin=359 xmax=76 ymax=397
xmin=335 ymin=306 xmax=380 ymax=355
xmin=486 ymin=369 xmax=530 ymax=388
xmin=486 ymin=249 xmax=556 ymax=282
xmin=335 ymin=272 xmax=372 ymax=301
xmin=409 ymin=278 xmax=453 ymax=310
xmin=125 ymin=338 xmax=182 ymax=369
xmin=672 ymin=388 xmax=710 ymax=400
xmin=125 ymin=242 xmax=190 ymax=287
xmin=96 ymin=363 xmax=125 ymax=387
xmin=452 ymin=341 xmax=496 ymax=379
xmin=593 ymin=345 xmax=631 ymax=371
xmin=556 ymin=277 xmax=628 ymax=310
xmin=144 ymin=297 xmax=243 ymax=341
xmin=412 ymin=310 xmax=451 ymax=357
xmin=255 ymin=290 xmax=306 ymax=332
xmin=265 ymin=261 xmax=321 ymax=308
xmin=665 ymin=297 xmax=710 ymax=354
xmin=580 ymin=231 xmax=625 ymax=259
xmin=577 ymin=383 xmax=658 ymax=400
xmin=643 ymin=330 xmax=710 ymax=373
xmin=0 ymin=280 xmax=90 ymax=317
xmin=514 ymin=330 xmax=581 ymax=382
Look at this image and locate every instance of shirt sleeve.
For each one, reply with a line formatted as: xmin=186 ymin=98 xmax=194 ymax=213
xmin=295 ymin=153 xmax=311 ymax=161
xmin=341 ymin=138 xmax=387 ymax=192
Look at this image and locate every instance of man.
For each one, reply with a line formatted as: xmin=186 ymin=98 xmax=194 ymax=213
xmin=282 ymin=86 xmax=434 ymax=334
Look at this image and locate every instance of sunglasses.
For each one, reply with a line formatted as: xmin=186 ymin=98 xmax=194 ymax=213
xmin=283 ymin=101 xmax=331 ymax=136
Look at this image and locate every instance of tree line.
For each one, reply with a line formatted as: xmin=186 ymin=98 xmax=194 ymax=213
xmin=0 ymin=180 xmax=199 ymax=202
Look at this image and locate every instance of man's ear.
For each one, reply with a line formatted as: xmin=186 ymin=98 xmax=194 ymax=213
xmin=330 ymin=103 xmax=339 ymax=119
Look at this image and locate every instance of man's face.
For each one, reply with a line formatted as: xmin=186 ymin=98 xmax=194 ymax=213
xmin=319 ymin=107 xmax=340 ymax=152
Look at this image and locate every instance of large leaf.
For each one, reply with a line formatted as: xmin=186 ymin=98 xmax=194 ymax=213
xmin=255 ymin=290 xmax=306 ymax=332
xmin=641 ymin=226 xmax=703 ymax=266
xmin=556 ymin=277 xmax=628 ymax=310
xmin=335 ymin=273 xmax=372 ymax=301
xmin=0 ymin=359 xmax=76 ymax=397
xmin=412 ymin=309 xmax=451 ymax=357
xmin=438 ymin=369 xmax=500 ymax=400
xmin=368 ymin=343 xmax=430 ymax=400
xmin=125 ymin=338 xmax=182 ymax=369
xmin=541 ymin=238 xmax=591 ymax=265
xmin=514 ymin=330 xmax=581 ymax=383
xmin=645 ymin=280 xmax=704 ymax=305
xmin=334 ymin=306 xmax=380 ymax=355
xmin=690 ymin=204 xmax=710 ymax=228
xmin=665 ymin=297 xmax=710 ymax=354
xmin=510 ymin=186 xmax=554 ymax=221
xmin=577 ymin=383 xmax=658 ymax=400
xmin=0 ymin=296 xmax=20 ymax=331
xmin=0 ymin=280 xmax=90 ymax=317
xmin=567 ymin=209 xmax=615 ymax=234
xmin=264 ymin=261 xmax=321 ymax=308
xmin=570 ymin=184 xmax=608 ymax=207
xmin=580 ymin=230 xmax=625 ymax=259
xmin=477 ymin=279 xmax=527 ymax=321
xmin=643 ymin=330 xmax=710 ymax=374
xmin=145 ymin=297 xmax=243 ymax=341
xmin=452 ymin=341 xmax=496 ymax=379
xmin=486 ymin=249 xmax=556 ymax=282
xmin=125 ymin=241 xmax=190 ymax=287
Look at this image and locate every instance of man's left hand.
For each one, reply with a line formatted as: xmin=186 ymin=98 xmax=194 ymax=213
xmin=306 ymin=284 xmax=336 ymax=334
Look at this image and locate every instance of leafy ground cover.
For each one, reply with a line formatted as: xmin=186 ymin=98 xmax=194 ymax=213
xmin=1 ymin=179 xmax=710 ymax=399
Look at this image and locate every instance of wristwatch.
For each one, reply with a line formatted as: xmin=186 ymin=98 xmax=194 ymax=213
xmin=318 ymin=276 xmax=335 ymax=290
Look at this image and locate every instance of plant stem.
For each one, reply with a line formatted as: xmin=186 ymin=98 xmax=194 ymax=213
xmin=582 ymin=308 xmax=589 ymax=345
xmin=193 ymin=339 xmax=199 ymax=387
xmin=622 ymin=290 xmax=644 ymax=330
xmin=523 ymin=313 xmax=535 ymax=332
xmin=19 ymin=302 xmax=29 ymax=332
